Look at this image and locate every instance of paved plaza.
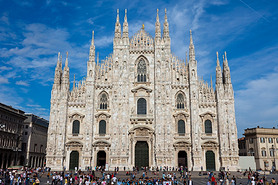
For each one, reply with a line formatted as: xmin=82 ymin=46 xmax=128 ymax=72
xmin=36 ymin=170 xmax=278 ymax=184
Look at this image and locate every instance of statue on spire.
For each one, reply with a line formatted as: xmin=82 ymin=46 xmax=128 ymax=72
xmin=155 ymin=9 xmax=161 ymax=39
xmin=89 ymin=30 xmax=95 ymax=62
xmin=163 ymin=8 xmax=169 ymax=39
xmin=123 ymin=9 xmax=129 ymax=38
xmin=189 ymin=30 xmax=195 ymax=61
xmin=114 ymin=9 xmax=121 ymax=39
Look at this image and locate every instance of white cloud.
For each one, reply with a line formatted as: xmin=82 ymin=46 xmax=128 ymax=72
xmin=0 ymin=66 xmax=12 ymax=71
xmin=95 ymin=35 xmax=114 ymax=48
xmin=0 ymin=77 xmax=9 ymax=84
xmin=235 ymin=71 xmax=278 ymax=135
xmin=0 ymin=12 xmax=9 ymax=24
xmin=87 ymin=18 xmax=94 ymax=25
xmin=16 ymin=80 xmax=29 ymax=86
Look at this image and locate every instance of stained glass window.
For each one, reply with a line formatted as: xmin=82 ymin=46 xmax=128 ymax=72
xmin=137 ymin=59 xmax=146 ymax=82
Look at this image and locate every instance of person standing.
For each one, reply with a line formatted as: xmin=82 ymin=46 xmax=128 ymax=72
xmin=187 ymin=177 xmax=193 ymax=185
xmin=207 ymin=179 xmax=211 ymax=185
xmin=271 ymin=178 xmax=275 ymax=185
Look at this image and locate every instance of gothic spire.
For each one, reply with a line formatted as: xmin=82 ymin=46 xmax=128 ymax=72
xmin=62 ymin=52 xmax=70 ymax=90
xmin=210 ymin=75 xmax=213 ymax=90
xmin=114 ymin=9 xmax=121 ymax=39
xmin=73 ymin=74 xmax=76 ymax=90
xmin=216 ymin=51 xmax=220 ymax=67
xmin=223 ymin=51 xmax=231 ymax=84
xmin=56 ymin=52 xmax=61 ymax=70
xmin=65 ymin=51 xmax=68 ymax=68
xmin=54 ymin=52 xmax=62 ymax=86
xmin=123 ymin=9 xmax=129 ymax=38
xmin=185 ymin=51 xmax=188 ymax=65
xmin=163 ymin=8 xmax=169 ymax=39
xmin=63 ymin=52 xmax=69 ymax=74
xmin=155 ymin=9 xmax=161 ymax=39
xmin=216 ymin=51 xmax=223 ymax=85
xmin=189 ymin=30 xmax=195 ymax=61
xmin=89 ymin=30 xmax=95 ymax=62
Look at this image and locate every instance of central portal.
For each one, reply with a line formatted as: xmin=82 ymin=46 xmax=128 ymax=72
xmin=135 ymin=141 xmax=149 ymax=168
xmin=97 ymin=151 xmax=106 ymax=167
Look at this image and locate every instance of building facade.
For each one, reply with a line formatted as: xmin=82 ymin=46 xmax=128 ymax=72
xmin=46 ymin=9 xmax=239 ymax=171
xmin=244 ymin=126 xmax=278 ymax=171
xmin=0 ymin=103 xmax=26 ymax=168
xmin=22 ymin=114 xmax=49 ymax=168
xmin=238 ymin=137 xmax=247 ymax=156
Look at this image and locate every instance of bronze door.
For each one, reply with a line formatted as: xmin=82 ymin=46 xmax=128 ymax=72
xmin=97 ymin=151 xmax=106 ymax=167
xmin=69 ymin=151 xmax=79 ymax=170
xmin=135 ymin=141 xmax=149 ymax=167
xmin=206 ymin=150 xmax=216 ymax=171
xmin=178 ymin=151 xmax=188 ymax=167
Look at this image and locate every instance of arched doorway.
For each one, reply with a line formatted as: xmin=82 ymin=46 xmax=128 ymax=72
xmin=0 ymin=153 xmax=2 ymax=168
xmin=97 ymin=151 xmax=106 ymax=167
xmin=135 ymin=141 xmax=149 ymax=168
xmin=3 ymin=154 xmax=7 ymax=168
xmin=69 ymin=151 xmax=79 ymax=170
xmin=206 ymin=150 xmax=215 ymax=171
xmin=178 ymin=151 xmax=188 ymax=167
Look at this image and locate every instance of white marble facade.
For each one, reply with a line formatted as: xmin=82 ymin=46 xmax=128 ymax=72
xmin=46 ymin=9 xmax=239 ymax=171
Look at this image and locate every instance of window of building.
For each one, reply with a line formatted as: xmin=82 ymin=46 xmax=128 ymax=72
xmin=137 ymin=59 xmax=146 ymax=82
xmin=270 ymin=148 xmax=275 ymax=157
xmin=260 ymin=137 xmax=265 ymax=143
xmin=40 ymin=145 xmax=43 ymax=153
xmin=261 ymin=149 xmax=267 ymax=156
xmin=178 ymin=120 xmax=185 ymax=134
xmin=99 ymin=120 xmax=106 ymax=135
xmin=250 ymin=138 xmax=253 ymax=144
xmin=72 ymin=120 xmax=80 ymax=135
xmin=137 ymin=98 xmax=147 ymax=115
xmin=276 ymin=138 xmax=278 ymax=143
xmin=176 ymin=93 xmax=185 ymax=109
xmin=25 ymin=125 xmax=28 ymax=129
xmin=264 ymin=161 xmax=269 ymax=167
xmin=34 ymin=144 xmax=37 ymax=152
xmin=25 ymin=132 xmax=28 ymax=135
xmin=99 ymin=92 xmax=108 ymax=109
xmin=204 ymin=120 xmax=212 ymax=134
xmin=269 ymin=138 xmax=273 ymax=143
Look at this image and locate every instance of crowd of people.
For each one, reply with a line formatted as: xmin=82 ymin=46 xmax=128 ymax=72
xmin=0 ymin=166 xmax=277 ymax=185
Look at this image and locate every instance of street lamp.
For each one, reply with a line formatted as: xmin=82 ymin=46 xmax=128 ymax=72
xmin=0 ymin=124 xmax=5 ymax=129
xmin=271 ymin=145 xmax=276 ymax=172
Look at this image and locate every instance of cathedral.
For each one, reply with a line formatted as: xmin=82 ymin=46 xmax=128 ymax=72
xmin=46 ymin=9 xmax=239 ymax=171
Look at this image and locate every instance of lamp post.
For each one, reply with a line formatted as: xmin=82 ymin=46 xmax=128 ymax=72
xmin=271 ymin=145 xmax=276 ymax=172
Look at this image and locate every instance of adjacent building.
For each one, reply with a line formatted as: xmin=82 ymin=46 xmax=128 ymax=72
xmin=0 ymin=103 xmax=26 ymax=168
xmin=22 ymin=114 xmax=49 ymax=168
xmin=238 ymin=137 xmax=247 ymax=156
xmin=244 ymin=126 xmax=278 ymax=171
xmin=46 ymin=9 xmax=239 ymax=171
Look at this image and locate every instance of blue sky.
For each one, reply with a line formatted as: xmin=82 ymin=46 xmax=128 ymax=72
xmin=0 ymin=0 xmax=278 ymax=137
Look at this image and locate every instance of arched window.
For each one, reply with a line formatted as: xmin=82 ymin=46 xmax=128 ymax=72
xmin=99 ymin=92 xmax=108 ymax=109
xmin=176 ymin=93 xmax=185 ymax=109
xmin=99 ymin=120 xmax=106 ymax=135
xmin=137 ymin=98 xmax=147 ymax=115
xmin=261 ymin=148 xmax=267 ymax=156
xmin=178 ymin=120 xmax=185 ymax=134
xmin=137 ymin=59 xmax=146 ymax=82
xmin=205 ymin=120 xmax=212 ymax=134
xmin=72 ymin=120 xmax=80 ymax=135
